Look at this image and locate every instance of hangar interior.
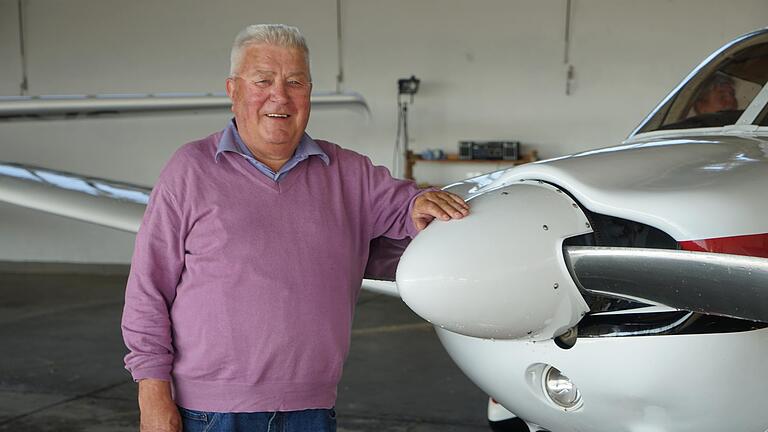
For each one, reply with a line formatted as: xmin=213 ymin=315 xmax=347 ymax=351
xmin=0 ymin=0 xmax=766 ymax=431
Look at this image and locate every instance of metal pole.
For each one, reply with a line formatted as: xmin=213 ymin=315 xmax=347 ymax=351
xmin=17 ymin=0 xmax=29 ymax=95
xmin=564 ymin=0 xmax=572 ymax=64
xmin=564 ymin=0 xmax=574 ymax=95
xmin=336 ymin=0 xmax=344 ymax=93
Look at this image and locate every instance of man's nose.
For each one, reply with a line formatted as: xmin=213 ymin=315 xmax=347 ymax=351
xmin=269 ymin=81 xmax=289 ymax=102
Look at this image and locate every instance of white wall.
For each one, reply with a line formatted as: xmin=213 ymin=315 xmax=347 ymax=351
xmin=0 ymin=0 xmax=766 ymax=263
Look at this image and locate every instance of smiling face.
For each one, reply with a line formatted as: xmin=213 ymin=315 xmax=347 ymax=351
xmin=225 ymin=43 xmax=312 ymax=170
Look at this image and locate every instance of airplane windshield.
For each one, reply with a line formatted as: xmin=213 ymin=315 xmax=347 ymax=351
xmin=634 ymin=32 xmax=768 ymax=135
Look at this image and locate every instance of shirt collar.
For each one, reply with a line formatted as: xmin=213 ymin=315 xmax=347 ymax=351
xmin=215 ymin=118 xmax=329 ymax=166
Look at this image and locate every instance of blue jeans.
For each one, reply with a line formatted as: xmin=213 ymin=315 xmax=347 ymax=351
xmin=178 ymin=407 xmax=337 ymax=432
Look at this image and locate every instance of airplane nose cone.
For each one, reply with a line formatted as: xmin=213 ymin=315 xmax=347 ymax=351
xmin=396 ymin=181 xmax=592 ymax=340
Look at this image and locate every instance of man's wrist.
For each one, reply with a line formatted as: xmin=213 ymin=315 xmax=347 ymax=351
xmin=138 ymin=379 xmax=174 ymax=404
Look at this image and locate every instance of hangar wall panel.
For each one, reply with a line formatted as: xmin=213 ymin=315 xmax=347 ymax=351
xmin=21 ymin=0 xmax=338 ymax=94
xmin=0 ymin=0 xmax=22 ymax=95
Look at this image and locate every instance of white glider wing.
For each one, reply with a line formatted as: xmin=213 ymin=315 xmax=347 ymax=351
xmin=0 ymin=160 xmax=402 ymax=297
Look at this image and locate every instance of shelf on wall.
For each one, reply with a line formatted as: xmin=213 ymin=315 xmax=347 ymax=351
xmin=405 ymin=150 xmax=538 ymax=182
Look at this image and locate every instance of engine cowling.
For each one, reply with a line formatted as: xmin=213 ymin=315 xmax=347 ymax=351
xmin=396 ymin=181 xmax=592 ymax=341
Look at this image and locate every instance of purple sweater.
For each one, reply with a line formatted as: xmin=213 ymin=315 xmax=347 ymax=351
xmin=121 ymin=131 xmax=422 ymax=412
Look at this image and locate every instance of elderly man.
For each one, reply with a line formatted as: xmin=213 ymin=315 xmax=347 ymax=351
xmin=121 ymin=24 xmax=468 ymax=432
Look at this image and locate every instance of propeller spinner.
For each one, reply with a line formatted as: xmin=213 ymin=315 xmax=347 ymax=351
xmin=396 ymin=181 xmax=592 ymax=341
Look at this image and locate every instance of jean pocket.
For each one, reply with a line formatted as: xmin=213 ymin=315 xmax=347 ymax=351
xmin=179 ymin=407 xmax=224 ymax=432
xmin=178 ymin=407 xmax=209 ymax=422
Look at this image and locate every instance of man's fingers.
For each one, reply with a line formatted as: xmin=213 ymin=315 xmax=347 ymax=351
xmin=446 ymin=192 xmax=470 ymax=210
xmin=414 ymin=203 xmax=444 ymax=221
xmin=440 ymin=193 xmax=470 ymax=216
xmin=425 ymin=192 xmax=469 ymax=218
xmin=416 ymin=193 xmax=469 ymax=218
xmin=411 ymin=191 xmax=470 ymax=230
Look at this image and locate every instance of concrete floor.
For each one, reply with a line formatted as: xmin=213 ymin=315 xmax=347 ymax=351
xmin=0 ymin=269 xmax=490 ymax=432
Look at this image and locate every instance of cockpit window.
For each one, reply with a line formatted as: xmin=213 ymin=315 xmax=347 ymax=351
xmin=634 ymin=35 xmax=768 ymax=134
xmin=755 ymin=100 xmax=768 ymax=126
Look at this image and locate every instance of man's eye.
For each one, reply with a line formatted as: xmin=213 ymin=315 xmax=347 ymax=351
xmin=252 ymin=80 xmax=271 ymax=88
xmin=288 ymin=80 xmax=305 ymax=87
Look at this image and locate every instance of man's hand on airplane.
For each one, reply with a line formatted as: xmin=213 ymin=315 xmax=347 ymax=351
xmin=412 ymin=191 xmax=470 ymax=231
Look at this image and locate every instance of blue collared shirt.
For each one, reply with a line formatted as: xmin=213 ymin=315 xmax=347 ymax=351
xmin=215 ymin=119 xmax=329 ymax=182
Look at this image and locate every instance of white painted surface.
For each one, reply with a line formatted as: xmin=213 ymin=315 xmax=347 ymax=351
xmin=1 ymin=0 xmax=767 ymax=262
xmin=0 ymin=173 xmax=146 ymax=233
xmin=486 ymin=135 xmax=768 ymax=241
xmin=397 ymin=182 xmax=591 ymax=340
xmin=439 ymin=325 xmax=768 ymax=432
xmin=0 ymin=201 xmax=136 ymax=263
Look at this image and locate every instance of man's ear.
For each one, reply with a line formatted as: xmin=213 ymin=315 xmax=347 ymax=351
xmin=225 ymin=78 xmax=235 ymax=99
xmin=225 ymin=78 xmax=237 ymax=114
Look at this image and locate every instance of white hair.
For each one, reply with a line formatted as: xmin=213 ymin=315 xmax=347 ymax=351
xmin=229 ymin=24 xmax=310 ymax=78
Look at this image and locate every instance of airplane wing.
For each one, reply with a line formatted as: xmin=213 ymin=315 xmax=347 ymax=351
xmin=0 ymin=91 xmax=369 ymax=119
xmin=359 ymin=280 xmax=399 ymax=297
xmin=0 ymin=160 xmax=402 ymax=297
xmin=0 ymin=161 xmax=148 ymax=233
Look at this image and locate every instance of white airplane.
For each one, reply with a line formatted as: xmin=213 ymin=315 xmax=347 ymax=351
xmin=2 ymin=28 xmax=768 ymax=432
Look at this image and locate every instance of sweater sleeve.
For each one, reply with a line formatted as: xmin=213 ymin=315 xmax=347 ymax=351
xmin=363 ymin=156 xmax=429 ymax=240
xmin=121 ymin=182 xmax=186 ymax=382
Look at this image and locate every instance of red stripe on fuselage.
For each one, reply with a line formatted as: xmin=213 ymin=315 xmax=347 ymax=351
xmin=679 ymin=233 xmax=768 ymax=258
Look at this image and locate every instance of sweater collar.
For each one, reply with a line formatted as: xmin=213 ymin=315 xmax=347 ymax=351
xmin=215 ymin=118 xmax=329 ymax=167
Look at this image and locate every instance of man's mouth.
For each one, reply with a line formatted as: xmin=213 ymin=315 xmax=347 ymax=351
xmin=266 ymin=113 xmax=290 ymax=118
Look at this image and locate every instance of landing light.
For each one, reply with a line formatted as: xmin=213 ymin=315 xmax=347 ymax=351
xmin=543 ymin=366 xmax=582 ymax=410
